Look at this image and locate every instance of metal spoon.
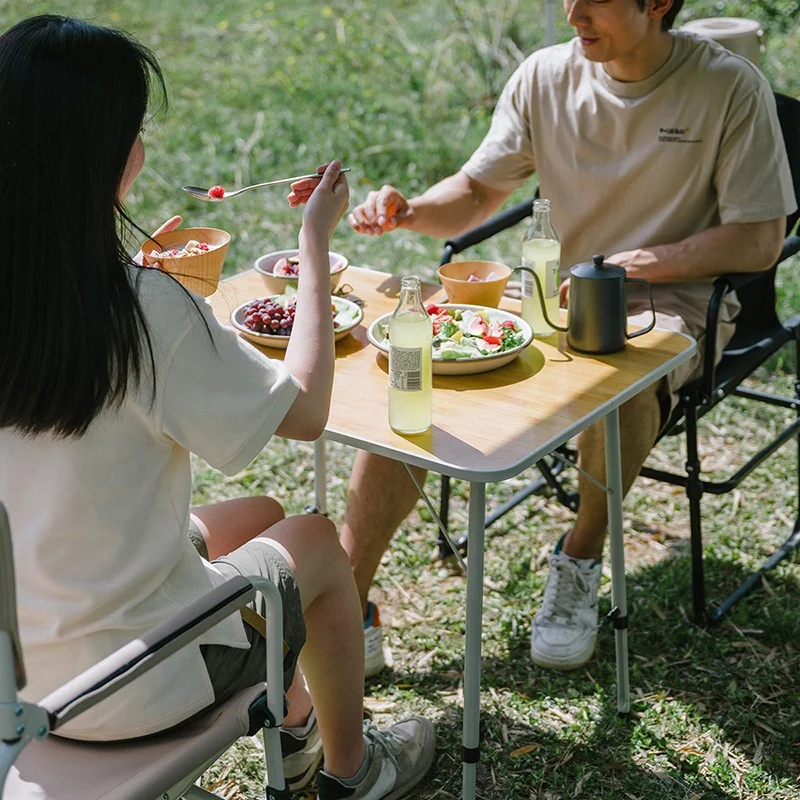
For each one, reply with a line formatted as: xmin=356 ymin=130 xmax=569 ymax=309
xmin=181 ymin=168 xmax=352 ymax=202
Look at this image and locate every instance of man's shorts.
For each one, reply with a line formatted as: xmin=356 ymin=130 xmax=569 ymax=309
xmin=627 ymin=308 xmax=736 ymax=428
xmin=188 ymin=518 xmax=306 ymax=705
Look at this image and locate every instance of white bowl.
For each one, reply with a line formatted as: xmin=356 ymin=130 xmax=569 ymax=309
xmin=230 ymin=294 xmax=363 ymax=349
xmin=254 ymin=249 xmax=349 ymax=294
xmin=366 ymin=304 xmax=533 ymax=375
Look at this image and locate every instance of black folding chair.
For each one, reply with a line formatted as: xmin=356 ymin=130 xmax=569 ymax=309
xmin=436 ymin=91 xmax=800 ymax=625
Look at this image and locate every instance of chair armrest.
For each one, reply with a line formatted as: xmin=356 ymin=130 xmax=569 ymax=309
xmin=780 ymin=234 xmax=800 ymax=263
xmin=712 ymin=235 xmax=800 ymax=296
xmin=41 ymin=576 xmax=256 ymax=730
xmin=440 ymin=198 xmax=533 ymax=265
xmin=701 ymin=234 xmax=800 ymax=399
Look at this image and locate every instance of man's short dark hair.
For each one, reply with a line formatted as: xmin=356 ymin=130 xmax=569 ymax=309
xmin=636 ymin=0 xmax=685 ymax=31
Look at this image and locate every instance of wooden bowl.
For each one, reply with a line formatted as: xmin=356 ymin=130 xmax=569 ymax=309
xmin=437 ymin=261 xmax=512 ymax=308
xmin=142 ymin=227 xmax=231 ymax=296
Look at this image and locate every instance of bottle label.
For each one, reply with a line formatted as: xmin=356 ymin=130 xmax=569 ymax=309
xmin=521 ymin=268 xmax=534 ymax=299
xmin=520 ymin=259 xmax=559 ymax=300
xmin=545 ymin=259 xmax=559 ymax=299
xmin=389 ymin=346 xmax=423 ymax=391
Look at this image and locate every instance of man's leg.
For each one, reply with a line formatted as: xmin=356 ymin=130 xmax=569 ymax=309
xmin=340 ymin=450 xmax=427 ymax=613
xmin=531 ymin=380 xmax=664 ymax=669
xmin=339 ymin=450 xmax=426 ymax=676
xmin=565 ymin=380 xmax=663 ymax=559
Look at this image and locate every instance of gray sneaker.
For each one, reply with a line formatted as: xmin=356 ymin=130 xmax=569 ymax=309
xmin=281 ymin=708 xmax=323 ymax=792
xmin=316 ymin=717 xmax=436 ymax=800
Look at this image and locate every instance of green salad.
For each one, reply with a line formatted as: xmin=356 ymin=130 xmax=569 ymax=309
xmin=378 ymin=304 xmax=526 ymax=360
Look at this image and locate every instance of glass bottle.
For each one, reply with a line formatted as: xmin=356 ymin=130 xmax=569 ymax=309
xmin=521 ymin=198 xmax=562 ymax=336
xmin=388 ymin=276 xmax=432 ymax=435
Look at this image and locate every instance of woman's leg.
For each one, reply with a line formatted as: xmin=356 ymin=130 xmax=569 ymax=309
xmin=191 ymin=497 xmax=313 ymax=727
xmin=256 ymin=515 xmax=366 ymax=779
xmin=191 ymin=496 xmax=285 ymax=560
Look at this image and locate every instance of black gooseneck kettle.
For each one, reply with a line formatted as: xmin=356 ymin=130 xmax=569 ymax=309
xmin=517 ymin=254 xmax=656 ymax=354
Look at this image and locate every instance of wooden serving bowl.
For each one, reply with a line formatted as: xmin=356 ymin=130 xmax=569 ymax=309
xmin=142 ymin=227 xmax=231 ymax=296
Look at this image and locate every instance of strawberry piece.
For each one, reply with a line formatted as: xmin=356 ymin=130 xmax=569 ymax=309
xmin=208 ymin=185 xmax=225 ymax=199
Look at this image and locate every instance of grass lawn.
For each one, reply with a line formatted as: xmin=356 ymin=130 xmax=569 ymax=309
xmin=2 ymin=1 xmax=799 ymax=798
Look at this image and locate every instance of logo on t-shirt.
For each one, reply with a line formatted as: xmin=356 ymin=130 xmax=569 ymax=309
xmin=658 ymin=126 xmax=702 ymax=144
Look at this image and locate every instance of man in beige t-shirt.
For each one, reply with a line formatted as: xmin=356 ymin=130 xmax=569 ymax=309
xmin=336 ymin=0 xmax=796 ymax=672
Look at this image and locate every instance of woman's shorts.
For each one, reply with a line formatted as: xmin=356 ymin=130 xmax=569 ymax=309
xmin=188 ymin=518 xmax=306 ymax=705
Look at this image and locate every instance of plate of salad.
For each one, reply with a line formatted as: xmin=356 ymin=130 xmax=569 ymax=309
xmin=366 ymin=303 xmax=533 ymax=375
xmin=230 ymin=294 xmax=363 ymax=349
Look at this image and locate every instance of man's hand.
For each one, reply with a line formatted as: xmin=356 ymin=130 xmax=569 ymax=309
xmin=559 ymin=278 xmax=570 ymax=308
xmin=605 ymin=248 xmax=659 ymax=281
xmin=135 ymin=215 xmax=182 ymax=265
xmin=348 ymin=185 xmax=416 ymax=236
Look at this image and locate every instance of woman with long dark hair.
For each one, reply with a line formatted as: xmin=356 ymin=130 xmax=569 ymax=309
xmin=0 ymin=15 xmax=434 ymax=799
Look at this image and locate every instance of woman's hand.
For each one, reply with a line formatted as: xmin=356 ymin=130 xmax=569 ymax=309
xmin=288 ymin=161 xmax=349 ymax=245
xmin=134 ymin=215 xmax=182 ymax=265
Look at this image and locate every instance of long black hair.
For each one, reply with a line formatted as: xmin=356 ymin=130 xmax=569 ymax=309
xmin=0 ymin=15 xmax=165 ymax=438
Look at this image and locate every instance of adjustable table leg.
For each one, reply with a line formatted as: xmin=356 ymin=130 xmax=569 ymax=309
xmin=604 ymin=408 xmax=630 ymax=716
xmin=462 ymin=482 xmax=486 ymax=800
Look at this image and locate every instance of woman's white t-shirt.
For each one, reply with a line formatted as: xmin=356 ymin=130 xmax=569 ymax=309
xmin=0 ymin=267 xmax=299 ymax=740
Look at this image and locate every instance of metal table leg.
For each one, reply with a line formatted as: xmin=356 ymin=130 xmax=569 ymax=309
xmin=462 ymin=482 xmax=486 ymax=800
xmin=604 ymin=408 xmax=630 ymax=715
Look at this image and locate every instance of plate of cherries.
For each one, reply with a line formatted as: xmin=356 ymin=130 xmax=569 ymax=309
xmin=230 ymin=294 xmax=364 ymax=349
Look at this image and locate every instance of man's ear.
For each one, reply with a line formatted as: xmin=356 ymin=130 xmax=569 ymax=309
xmin=648 ymin=0 xmax=674 ymax=22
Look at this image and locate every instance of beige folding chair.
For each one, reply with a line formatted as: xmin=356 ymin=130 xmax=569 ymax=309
xmin=0 ymin=501 xmax=290 ymax=800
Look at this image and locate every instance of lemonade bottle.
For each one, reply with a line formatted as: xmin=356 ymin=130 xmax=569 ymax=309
xmin=388 ymin=276 xmax=432 ymax=435
xmin=521 ymin=198 xmax=561 ymax=336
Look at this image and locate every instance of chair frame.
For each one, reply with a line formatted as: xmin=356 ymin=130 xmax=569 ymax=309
xmin=0 ymin=501 xmax=291 ymax=800
xmin=435 ymin=90 xmax=800 ymax=625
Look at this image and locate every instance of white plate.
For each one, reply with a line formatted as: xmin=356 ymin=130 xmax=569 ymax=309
xmin=366 ymin=304 xmax=533 ymax=375
xmin=230 ymin=295 xmax=364 ymax=349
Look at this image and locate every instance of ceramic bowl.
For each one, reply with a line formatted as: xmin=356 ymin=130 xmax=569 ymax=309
xmin=437 ymin=260 xmax=512 ymax=308
xmin=366 ymin=303 xmax=532 ymax=375
xmin=254 ymin=249 xmax=349 ymax=294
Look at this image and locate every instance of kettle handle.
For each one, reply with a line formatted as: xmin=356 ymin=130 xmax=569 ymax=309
xmin=624 ymin=277 xmax=656 ymax=339
xmin=514 ymin=266 xmax=569 ymax=333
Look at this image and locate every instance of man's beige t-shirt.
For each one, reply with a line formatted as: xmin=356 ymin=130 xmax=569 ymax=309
xmin=462 ymin=32 xmax=797 ymax=328
xmin=1 ymin=268 xmax=299 ymax=740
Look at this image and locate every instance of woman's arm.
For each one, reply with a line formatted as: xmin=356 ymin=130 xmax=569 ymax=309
xmin=276 ymin=163 xmax=349 ymax=441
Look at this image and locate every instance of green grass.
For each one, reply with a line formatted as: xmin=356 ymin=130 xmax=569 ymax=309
xmin=2 ymin=1 xmax=799 ymax=798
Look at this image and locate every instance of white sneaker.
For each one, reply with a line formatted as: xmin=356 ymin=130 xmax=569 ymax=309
xmin=364 ymin=602 xmax=392 ymax=678
xmin=280 ymin=708 xmax=323 ymax=792
xmin=317 ymin=717 xmax=436 ymax=800
xmin=530 ymin=539 xmax=602 ymax=670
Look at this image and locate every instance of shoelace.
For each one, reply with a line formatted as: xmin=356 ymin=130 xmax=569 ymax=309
xmin=362 ymin=720 xmax=406 ymax=772
xmin=540 ymin=556 xmax=590 ymax=624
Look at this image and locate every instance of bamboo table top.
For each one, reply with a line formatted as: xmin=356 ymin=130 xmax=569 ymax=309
xmin=208 ymin=266 xmax=695 ymax=482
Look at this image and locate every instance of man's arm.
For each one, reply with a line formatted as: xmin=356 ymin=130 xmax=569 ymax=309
xmin=348 ymin=171 xmax=512 ymax=240
xmin=607 ymin=218 xmax=787 ymax=283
